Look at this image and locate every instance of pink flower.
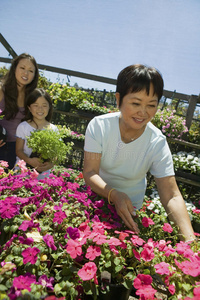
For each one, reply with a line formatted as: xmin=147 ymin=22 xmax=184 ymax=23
xmin=78 ymin=262 xmax=97 ymax=281
xmin=162 ymin=223 xmax=173 ymax=233
xmin=154 ymin=262 xmax=170 ymax=275
xmin=179 ymin=260 xmax=200 ymax=277
xmin=0 ymin=167 xmax=4 ymax=175
xmin=142 ymin=217 xmax=155 ymax=228
xmin=43 ymin=234 xmax=57 ymax=251
xmin=66 ymin=239 xmax=82 ymax=259
xmin=30 ymin=169 xmax=39 ymax=179
xmin=86 ymin=245 xmax=101 ymax=260
xmin=136 ymin=286 xmax=156 ymax=300
xmin=194 ymin=287 xmax=200 ymax=297
xmin=13 ymin=273 xmax=36 ymax=291
xmin=0 ymin=160 xmax=9 ymax=167
xmin=133 ymin=274 xmax=152 ymax=289
xmin=168 ymin=284 xmax=175 ymax=295
xmin=141 ymin=246 xmax=154 ymax=261
xmin=21 ymin=247 xmax=40 ymax=264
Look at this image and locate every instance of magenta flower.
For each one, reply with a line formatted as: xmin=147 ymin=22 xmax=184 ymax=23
xmin=78 ymin=262 xmax=97 ymax=281
xmin=21 ymin=247 xmax=40 ymax=264
xmin=0 ymin=201 xmax=19 ymax=219
xmin=53 ymin=210 xmax=67 ymax=224
xmin=162 ymin=223 xmax=173 ymax=233
xmin=141 ymin=217 xmax=155 ymax=228
xmin=18 ymin=236 xmax=34 ymax=245
xmin=38 ymin=275 xmax=54 ymax=290
xmin=86 ymin=245 xmax=101 ymax=260
xmin=43 ymin=234 xmax=57 ymax=251
xmin=66 ymin=239 xmax=82 ymax=259
xmin=154 ymin=262 xmax=170 ymax=275
xmin=66 ymin=226 xmax=80 ymax=240
xmin=13 ymin=273 xmax=36 ymax=291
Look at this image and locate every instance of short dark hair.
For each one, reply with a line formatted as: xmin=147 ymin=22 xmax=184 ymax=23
xmin=24 ymin=88 xmax=53 ymax=122
xmin=116 ymin=64 xmax=164 ymax=107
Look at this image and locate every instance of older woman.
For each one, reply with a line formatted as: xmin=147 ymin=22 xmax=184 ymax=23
xmin=83 ymin=64 xmax=195 ymax=242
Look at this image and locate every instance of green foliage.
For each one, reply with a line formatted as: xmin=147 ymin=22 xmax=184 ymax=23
xmin=26 ymin=127 xmax=73 ymax=165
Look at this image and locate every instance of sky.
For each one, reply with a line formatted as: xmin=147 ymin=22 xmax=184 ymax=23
xmin=0 ymin=0 xmax=200 ymax=96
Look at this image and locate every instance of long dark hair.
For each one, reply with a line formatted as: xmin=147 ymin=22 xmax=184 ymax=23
xmin=2 ymin=53 xmax=39 ymax=119
xmin=24 ymin=88 xmax=53 ymax=123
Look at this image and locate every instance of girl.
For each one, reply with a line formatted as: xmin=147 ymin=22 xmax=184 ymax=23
xmin=0 ymin=53 xmax=39 ymax=169
xmin=15 ymin=88 xmax=57 ymax=179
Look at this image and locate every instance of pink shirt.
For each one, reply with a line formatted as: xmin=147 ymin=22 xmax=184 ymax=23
xmin=0 ymin=97 xmax=25 ymax=142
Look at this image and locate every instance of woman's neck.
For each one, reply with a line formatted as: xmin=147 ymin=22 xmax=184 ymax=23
xmin=17 ymin=86 xmax=26 ymax=107
xmin=119 ymin=118 xmax=145 ymax=143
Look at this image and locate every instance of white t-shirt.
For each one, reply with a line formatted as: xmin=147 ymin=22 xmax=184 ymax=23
xmin=84 ymin=112 xmax=175 ymax=210
xmin=15 ymin=121 xmax=58 ymax=178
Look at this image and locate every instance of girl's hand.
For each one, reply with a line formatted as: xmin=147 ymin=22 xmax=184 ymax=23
xmin=36 ymin=161 xmax=53 ymax=173
xmin=0 ymin=139 xmax=6 ymax=147
xmin=28 ymin=157 xmax=43 ymax=169
xmin=110 ymin=189 xmax=140 ymax=234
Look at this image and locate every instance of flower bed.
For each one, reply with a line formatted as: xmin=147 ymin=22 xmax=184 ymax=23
xmin=0 ymin=165 xmax=200 ymax=300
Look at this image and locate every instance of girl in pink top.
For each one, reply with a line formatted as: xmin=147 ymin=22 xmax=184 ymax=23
xmin=0 ymin=53 xmax=39 ymax=169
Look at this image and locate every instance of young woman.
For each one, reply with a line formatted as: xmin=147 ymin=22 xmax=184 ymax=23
xmin=83 ymin=64 xmax=195 ymax=242
xmin=15 ymin=88 xmax=57 ymax=179
xmin=0 ymin=53 xmax=39 ymax=168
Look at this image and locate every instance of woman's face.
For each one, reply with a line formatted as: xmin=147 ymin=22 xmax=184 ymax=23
xmin=15 ymin=58 xmax=36 ymax=87
xmin=116 ymin=83 xmax=158 ymax=131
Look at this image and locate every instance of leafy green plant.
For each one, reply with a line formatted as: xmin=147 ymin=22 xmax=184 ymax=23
xmin=26 ymin=127 xmax=73 ymax=165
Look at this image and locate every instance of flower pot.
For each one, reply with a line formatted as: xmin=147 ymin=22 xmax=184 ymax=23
xmin=83 ymin=284 xmax=132 ymax=300
xmin=99 ymin=284 xmax=132 ymax=300
xmin=192 ymin=221 xmax=200 ymax=233
xmin=175 ymin=171 xmax=200 ymax=182
xmin=56 ymin=100 xmax=71 ymax=112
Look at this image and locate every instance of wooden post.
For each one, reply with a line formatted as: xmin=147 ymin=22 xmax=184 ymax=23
xmin=186 ymin=95 xmax=198 ymax=130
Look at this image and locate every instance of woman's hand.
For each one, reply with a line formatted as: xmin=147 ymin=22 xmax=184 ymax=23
xmin=110 ymin=189 xmax=140 ymax=233
xmin=0 ymin=139 xmax=5 ymax=147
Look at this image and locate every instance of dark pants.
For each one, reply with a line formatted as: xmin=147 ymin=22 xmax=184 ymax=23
xmin=0 ymin=142 xmax=16 ymax=169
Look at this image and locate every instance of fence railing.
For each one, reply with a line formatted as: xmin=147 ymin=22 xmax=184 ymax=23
xmin=0 ymin=33 xmax=200 ymax=130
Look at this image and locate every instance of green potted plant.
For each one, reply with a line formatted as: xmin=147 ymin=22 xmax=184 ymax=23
xmin=26 ymin=127 xmax=73 ymax=165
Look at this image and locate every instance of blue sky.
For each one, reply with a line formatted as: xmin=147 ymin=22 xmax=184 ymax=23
xmin=0 ymin=0 xmax=200 ymax=95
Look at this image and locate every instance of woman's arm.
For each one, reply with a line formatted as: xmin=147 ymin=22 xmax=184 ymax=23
xmin=83 ymin=151 xmax=139 ymax=233
xmin=155 ymin=175 xmax=195 ymax=242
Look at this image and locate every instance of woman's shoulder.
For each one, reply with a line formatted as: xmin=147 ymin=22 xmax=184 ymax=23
xmin=92 ymin=112 xmax=120 ymax=126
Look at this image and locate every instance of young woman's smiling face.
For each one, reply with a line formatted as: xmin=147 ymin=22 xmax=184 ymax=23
xmin=116 ymin=83 xmax=158 ymax=132
xmin=15 ymin=58 xmax=36 ymax=87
